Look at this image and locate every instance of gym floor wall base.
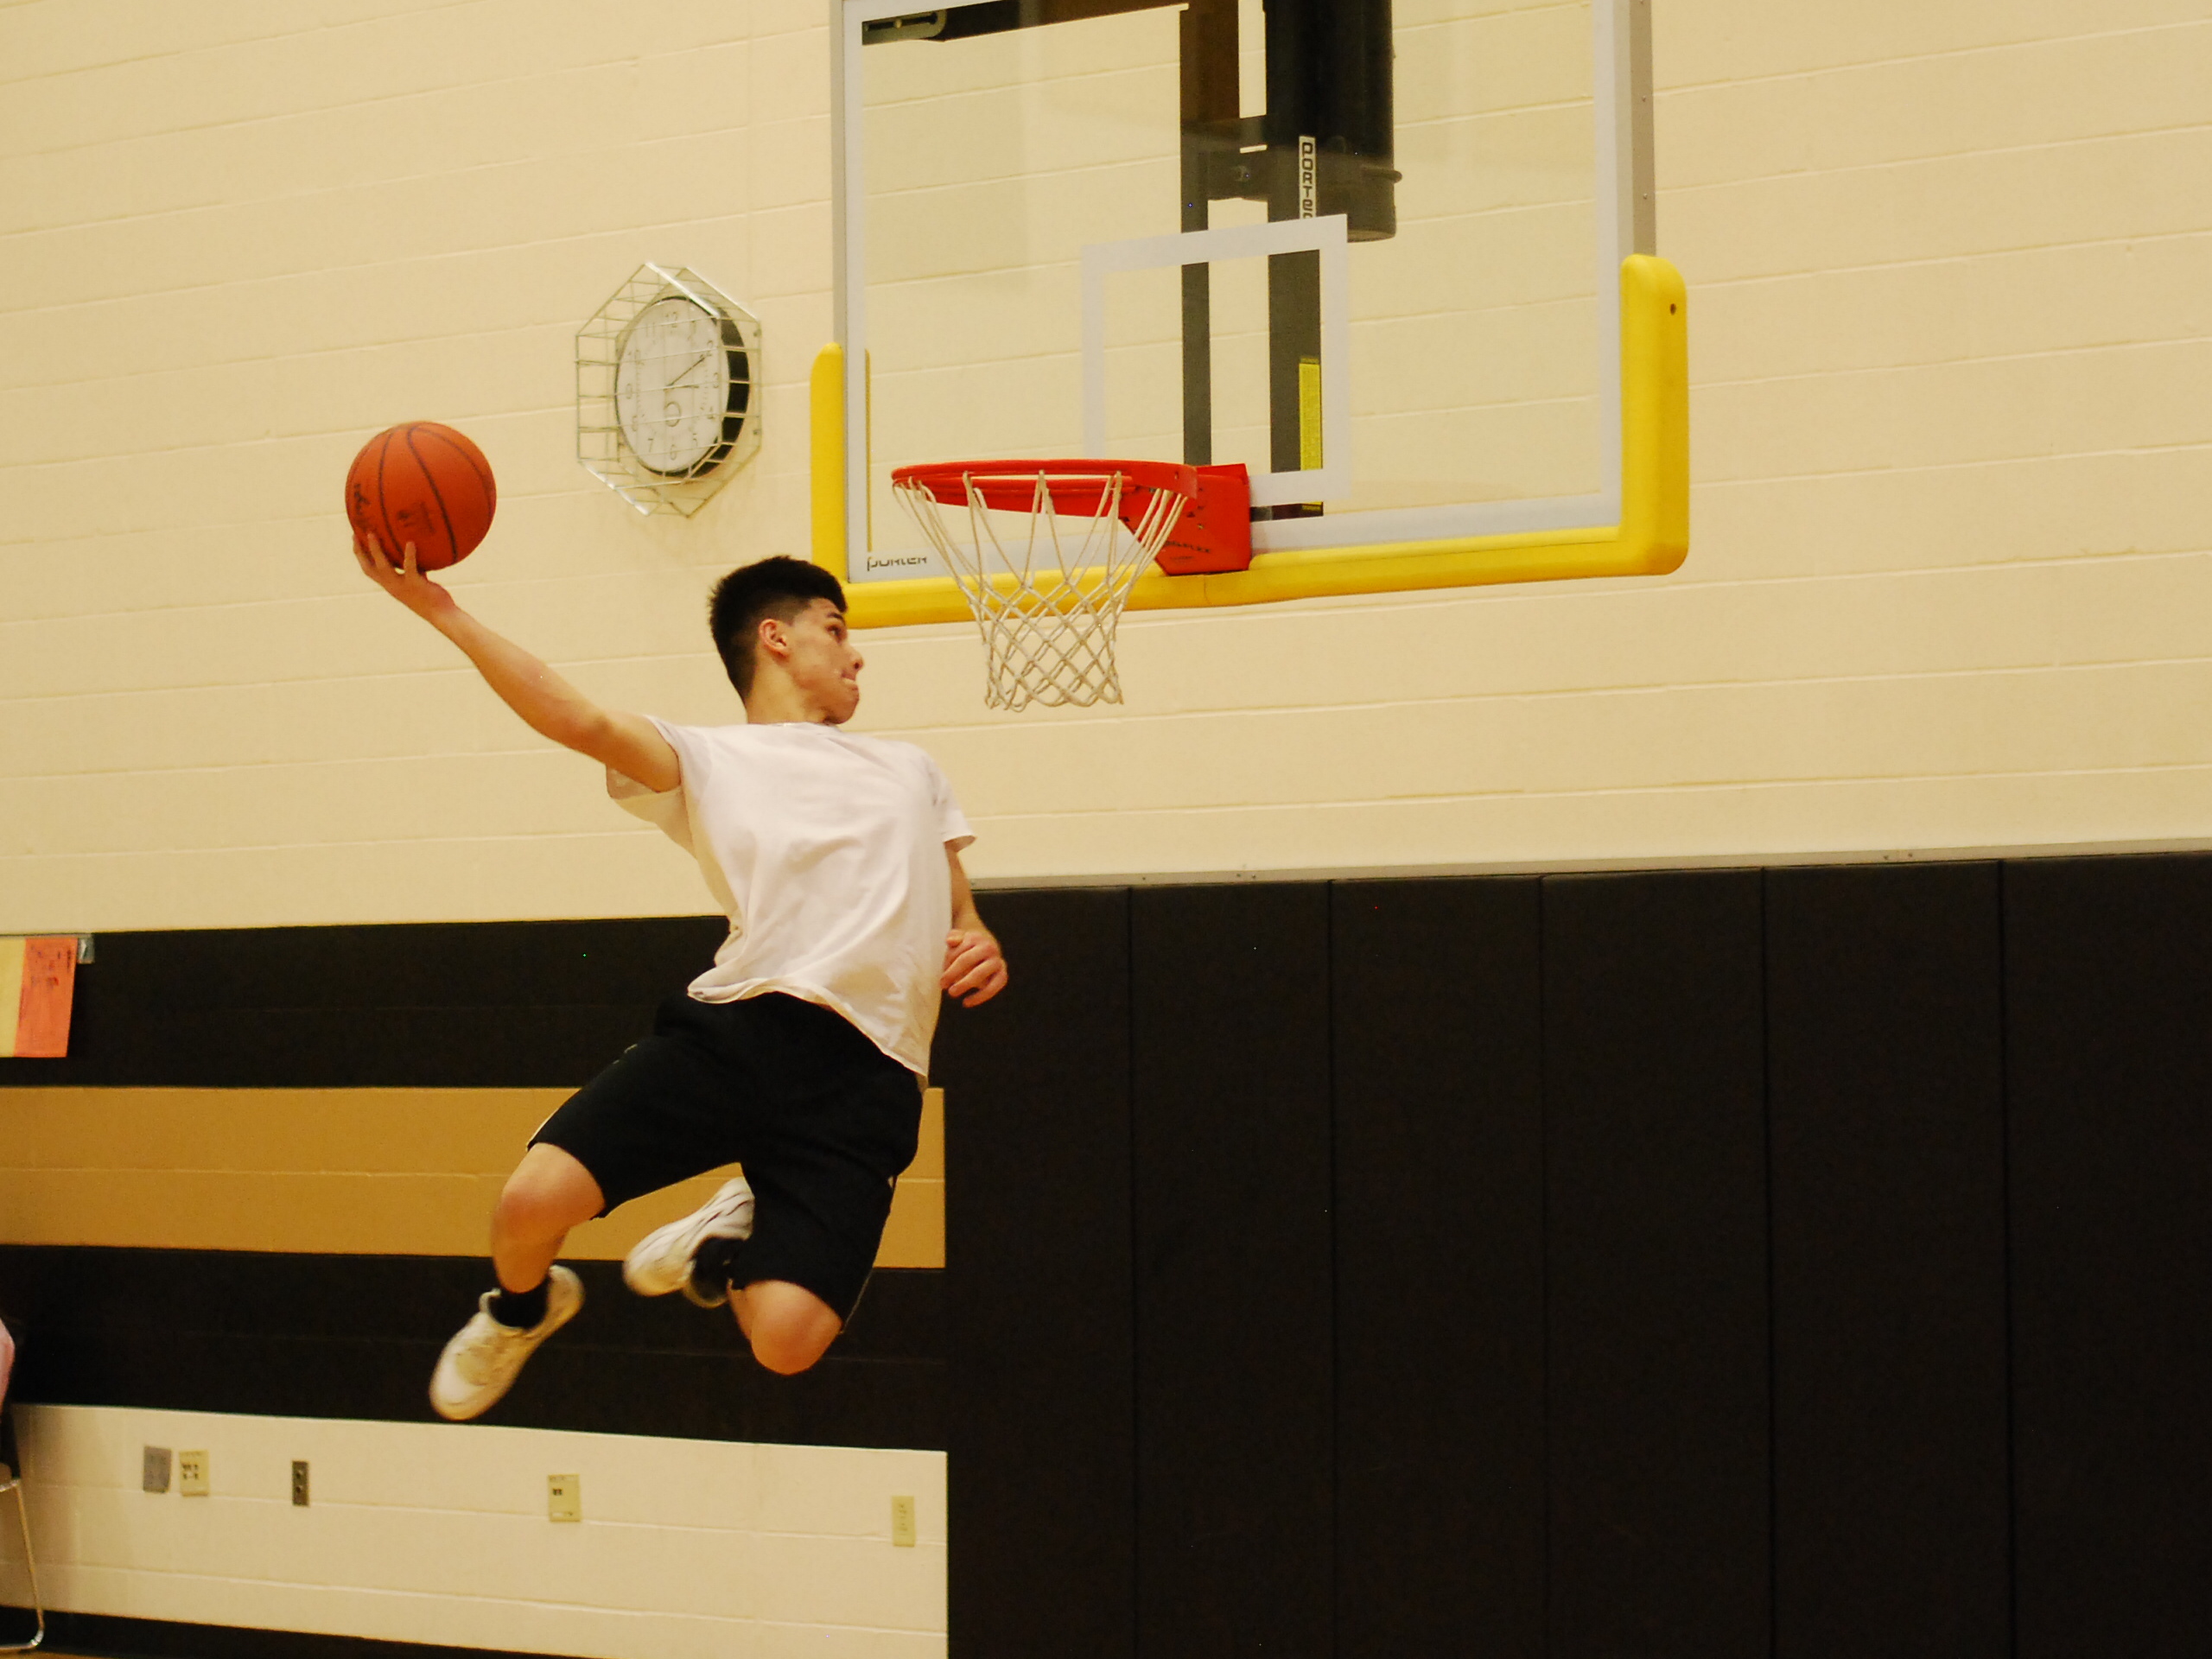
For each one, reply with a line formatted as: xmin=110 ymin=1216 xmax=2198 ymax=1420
xmin=39 ymin=1610 xmax=545 ymax=1659
xmin=0 ymin=1405 xmax=946 ymax=1659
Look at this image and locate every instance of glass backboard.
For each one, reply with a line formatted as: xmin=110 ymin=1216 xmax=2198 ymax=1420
xmin=823 ymin=0 xmax=1685 ymax=622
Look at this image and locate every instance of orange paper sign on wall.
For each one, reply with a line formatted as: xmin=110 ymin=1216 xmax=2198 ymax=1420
xmin=2 ymin=937 xmax=77 ymax=1058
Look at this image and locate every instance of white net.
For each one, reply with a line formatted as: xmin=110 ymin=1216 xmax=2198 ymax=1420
xmin=893 ymin=463 xmax=1191 ymax=711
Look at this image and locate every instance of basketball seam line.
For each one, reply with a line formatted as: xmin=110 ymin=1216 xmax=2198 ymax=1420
xmin=370 ymin=428 xmax=396 ymax=558
xmin=449 ymin=426 xmax=497 ymax=505
xmin=404 ymin=424 xmax=459 ymax=567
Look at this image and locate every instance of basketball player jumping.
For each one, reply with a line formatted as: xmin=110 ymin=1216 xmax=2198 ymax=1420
xmin=352 ymin=537 xmax=1007 ymax=1420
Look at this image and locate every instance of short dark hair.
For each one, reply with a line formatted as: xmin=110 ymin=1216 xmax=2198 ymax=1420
xmin=708 ymin=556 xmax=848 ymax=698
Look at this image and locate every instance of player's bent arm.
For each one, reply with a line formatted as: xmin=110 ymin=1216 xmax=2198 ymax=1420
xmin=948 ymin=847 xmax=992 ymax=938
xmin=353 ymin=534 xmax=680 ymax=791
xmin=943 ymin=848 xmax=1008 ymax=1007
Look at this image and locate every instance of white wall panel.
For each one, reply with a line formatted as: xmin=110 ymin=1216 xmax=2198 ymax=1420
xmin=0 ymin=1405 xmax=945 ymax=1659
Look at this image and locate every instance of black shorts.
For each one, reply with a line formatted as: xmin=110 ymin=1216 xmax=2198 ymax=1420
xmin=530 ymin=990 xmax=924 ymax=1324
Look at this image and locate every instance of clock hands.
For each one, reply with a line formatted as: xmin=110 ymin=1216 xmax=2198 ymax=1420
xmin=659 ymin=353 xmax=714 ymax=426
xmin=654 ymin=353 xmax=713 ymax=427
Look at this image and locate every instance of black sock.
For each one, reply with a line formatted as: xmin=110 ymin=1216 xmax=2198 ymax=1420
xmin=691 ymin=1236 xmax=748 ymax=1297
xmin=489 ymin=1280 xmax=549 ymax=1329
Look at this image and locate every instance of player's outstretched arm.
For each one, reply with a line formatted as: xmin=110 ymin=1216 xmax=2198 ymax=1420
xmin=353 ymin=534 xmax=679 ymax=792
xmin=943 ymin=848 xmax=1008 ymax=1007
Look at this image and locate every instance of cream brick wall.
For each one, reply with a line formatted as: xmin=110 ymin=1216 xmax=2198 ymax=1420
xmin=3 ymin=1 xmax=2209 ymax=933
xmin=0 ymin=1405 xmax=945 ymax=1658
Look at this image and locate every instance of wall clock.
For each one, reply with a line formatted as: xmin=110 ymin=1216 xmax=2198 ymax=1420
xmin=576 ymin=264 xmax=762 ymax=516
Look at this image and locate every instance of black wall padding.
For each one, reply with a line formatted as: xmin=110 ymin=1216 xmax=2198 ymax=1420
xmin=934 ymin=888 xmax=1138 ymax=1659
xmin=2005 ymin=855 xmax=2212 ymax=1657
xmin=1766 ymin=864 xmax=2010 ymax=1659
xmin=15 ymin=860 xmax=2212 ymax=1657
xmin=0 ymin=1248 xmax=943 ymax=1452
xmin=1543 ymin=870 xmax=1770 ymax=1659
xmin=1131 ymin=884 xmax=1333 ymax=1658
xmin=7 ymin=917 xmax=728 ymax=1087
xmin=1331 ymin=878 xmax=1543 ymax=1658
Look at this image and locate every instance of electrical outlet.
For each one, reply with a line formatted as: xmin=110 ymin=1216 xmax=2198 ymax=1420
xmin=177 ymin=1450 xmax=209 ymax=1497
xmin=142 ymin=1446 xmax=172 ymax=1493
xmin=547 ymin=1473 xmax=581 ymax=1522
xmin=291 ymin=1461 xmax=310 ymax=1507
xmin=890 ymin=1495 xmax=918 ymax=1548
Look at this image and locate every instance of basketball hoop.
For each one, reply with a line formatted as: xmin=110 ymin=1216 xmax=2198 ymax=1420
xmin=893 ymin=459 xmax=1197 ymax=711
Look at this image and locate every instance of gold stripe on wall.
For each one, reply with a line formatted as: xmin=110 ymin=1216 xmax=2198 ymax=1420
xmin=0 ymin=1086 xmax=945 ymax=1269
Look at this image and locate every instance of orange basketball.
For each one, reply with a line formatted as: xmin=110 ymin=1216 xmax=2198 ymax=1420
xmin=344 ymin=422 xmax=497 ymax=571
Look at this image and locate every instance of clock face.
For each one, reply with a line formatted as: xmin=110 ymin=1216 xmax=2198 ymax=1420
xmin=614 ymin=296 xmax=742 ymax=478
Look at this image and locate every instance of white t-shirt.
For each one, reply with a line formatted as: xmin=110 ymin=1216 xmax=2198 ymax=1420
xmin=608 ymin=719 xmax=975 ymax=1075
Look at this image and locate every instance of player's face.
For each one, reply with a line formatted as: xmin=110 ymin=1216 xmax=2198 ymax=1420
xmin=784 ymin=598 xmax=864 ymax=722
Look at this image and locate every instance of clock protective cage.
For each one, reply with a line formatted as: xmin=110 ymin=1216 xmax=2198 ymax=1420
xmin=576 ymin=263 xmax=763 ymax=517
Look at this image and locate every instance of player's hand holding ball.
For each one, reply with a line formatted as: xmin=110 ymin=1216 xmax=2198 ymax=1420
xmin=353 ymin=530 xmax=459 ymax=623
xmin=345 ymin=421 xmax=496 ymax=616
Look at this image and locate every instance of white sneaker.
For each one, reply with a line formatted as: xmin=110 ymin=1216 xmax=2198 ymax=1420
xmin=623 ymin=1176 xmax=755 ymax=1308
xmin=428 ymin=1265 xmax=582 ymax=1422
